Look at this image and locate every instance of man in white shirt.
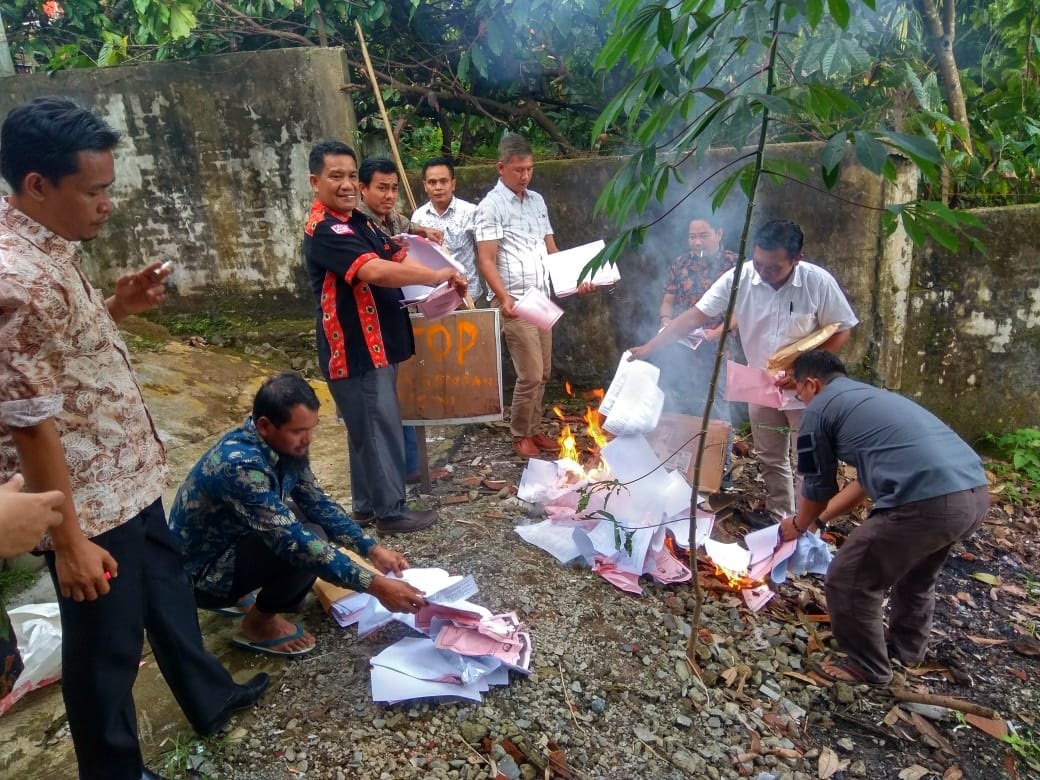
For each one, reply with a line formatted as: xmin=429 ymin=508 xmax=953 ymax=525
xmin=630 ymin=220 xmax=858 ymax=517
xmin=475 ymin=133 xmax=562 ymax=459
xmin=411 ymin=157 xmax=482 ymax=300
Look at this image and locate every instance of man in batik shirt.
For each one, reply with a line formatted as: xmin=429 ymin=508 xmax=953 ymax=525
xmin=654 ymin=214 xmax=733 ymax=418
xmin=170 ymin=373 xmax=430 ymax=656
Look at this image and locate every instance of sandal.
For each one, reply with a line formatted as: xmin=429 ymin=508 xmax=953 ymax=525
xmin=810 ymin=656 xmax=889 ymax=687
xmin=204 ymin=592 xmax=255 ymax=618
xmin=231 ymin=623 xmax=314 ymax=657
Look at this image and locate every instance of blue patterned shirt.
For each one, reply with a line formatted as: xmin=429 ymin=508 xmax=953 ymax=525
xmin=169 ymin=418 xmax=377 ymax=598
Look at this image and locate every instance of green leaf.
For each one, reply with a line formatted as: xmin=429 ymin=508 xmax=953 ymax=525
xmin=821 ymin=41 xmax=839 ymax=77
xmin=167 ymin=4 xmax=196 ymax=40
xmin=485 ymin=21 xmax=506 ymax=57
xmin=852 ymin=131 xmax=888 ymax=174
xmin=656 ymin=7 xmax=674 ymax=49
xmin=821 ymin=132 xmax=847 ymax=174
xmin=457 ymin=52 xmax=470 ymax=84
xmin=469 ymin=44 xmax=489 ymax=79
xmin=827 ymin=0 xmax=850 ymax=29
xmin=806 ymin=0 xmax=823 ymax=28
xmin=970 ymin=572 xmax=1001 ymax=586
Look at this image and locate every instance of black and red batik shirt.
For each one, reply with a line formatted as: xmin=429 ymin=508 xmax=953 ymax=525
xmin=303 ymin=200 xmax=415 ymax=380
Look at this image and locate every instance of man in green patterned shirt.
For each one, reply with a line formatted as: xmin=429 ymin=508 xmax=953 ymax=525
xmin=170 ymin=373 xmax=428 ymax=657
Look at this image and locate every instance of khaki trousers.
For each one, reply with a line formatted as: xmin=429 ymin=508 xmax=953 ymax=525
xmin=493 ymin=297 xmax=552 ymax=438
xmin=748 ymin=403 xmax=802 ymax=517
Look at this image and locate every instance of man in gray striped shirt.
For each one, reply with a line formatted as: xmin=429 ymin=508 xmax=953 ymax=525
xmin=475 ymin=133 xmax=562 ymax=459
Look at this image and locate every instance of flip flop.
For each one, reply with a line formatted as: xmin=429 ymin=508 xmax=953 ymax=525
xmin=205 ymin=592 xmax=256 ymax=618
xmin=231 ymin=623 xmax=314 ymax=657
xmin=810 ymin=656 xmax=889 ymax=688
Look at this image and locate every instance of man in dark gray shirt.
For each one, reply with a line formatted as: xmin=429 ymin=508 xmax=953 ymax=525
xmin=780 ymin=351 xmax=988 ymax=686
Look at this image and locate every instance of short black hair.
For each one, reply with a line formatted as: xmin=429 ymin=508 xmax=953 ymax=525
xmin=754 ymin=219 xmax=804 ymax=258
xmin=308 ymin=140 xmax=356 ymax=175
xmin=792 ymin=350 xmax=848 ymax=383
xmin=253 ymin=373 xmax=320 ymax=427
xmin=422 ymin=156 xmax=455 ymax=180
xmin=1 ymin=96 xmax=120 ymax=192
xmin=689 ymin=214 xmax=724 ymax=230
xmin=358 ymin=157 xmax=397 ymax=186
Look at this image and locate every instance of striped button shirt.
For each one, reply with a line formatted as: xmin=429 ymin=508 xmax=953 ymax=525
xmin=473 ymin=179 xmax=553 ymax=301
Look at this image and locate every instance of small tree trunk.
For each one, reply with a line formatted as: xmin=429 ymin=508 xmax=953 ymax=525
xmin=913 ymin=0 xmax=971 ymax=151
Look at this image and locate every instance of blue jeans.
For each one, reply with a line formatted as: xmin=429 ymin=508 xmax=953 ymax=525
xmin=403 ymin=426 xmax=419 ymax=476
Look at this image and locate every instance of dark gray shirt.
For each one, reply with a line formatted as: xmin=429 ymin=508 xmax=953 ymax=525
xmin=798 ymin=376 xmax=986 ymax=509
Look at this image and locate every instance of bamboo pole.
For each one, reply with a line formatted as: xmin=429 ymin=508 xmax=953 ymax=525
xmin=353 ymin=19 xmax=417 ymax=212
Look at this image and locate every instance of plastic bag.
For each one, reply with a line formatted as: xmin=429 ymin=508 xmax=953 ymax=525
xmin=0 ymin=603 xmax=62 ymax=716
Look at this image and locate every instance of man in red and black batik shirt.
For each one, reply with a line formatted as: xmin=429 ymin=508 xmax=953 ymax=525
xmin=303 ymin=141 xmax=467 ymax=535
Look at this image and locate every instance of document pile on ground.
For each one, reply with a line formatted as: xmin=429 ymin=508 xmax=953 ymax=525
xmin=324 ymin=568 xmax=531 ymax=704
xmin=514 ymin=434 xmax=711 ymax=598
xmin=512 ymin=356 xmax=832 ymax=608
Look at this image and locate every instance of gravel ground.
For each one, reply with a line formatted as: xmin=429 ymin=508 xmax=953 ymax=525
xmin=164 ymin=416 xmax=1039 ymax=780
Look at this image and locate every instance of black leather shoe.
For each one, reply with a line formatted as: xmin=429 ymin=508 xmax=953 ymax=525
xmin=195 ymin=672 xmax=270 ymax=736
xmin=376 ymin=509 xmax=437 ymax=535
xmin=142 ymin=770 xmax=170 ymax=780
xmin=353 ymin=511 xmax=375 ymax=528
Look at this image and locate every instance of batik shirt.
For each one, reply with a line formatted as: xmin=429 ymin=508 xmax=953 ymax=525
xmin=0 ymin=200 xmax=167 ymax=549
xmin=169 ymin=418 xmax=378 ymax=598
xmin=303 ymin=200 xmax=414 ymax=379
xmin=663 ymin=249 xmax=733 ymax=326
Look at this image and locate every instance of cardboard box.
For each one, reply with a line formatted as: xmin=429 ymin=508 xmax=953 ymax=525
xmin=312 ymin=547 xmax=379 ymax=613
xmin=645 ymin=413 xmax=730 ymax=493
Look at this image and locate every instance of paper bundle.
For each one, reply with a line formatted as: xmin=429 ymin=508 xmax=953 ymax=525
xmin=318 ymin=567 xmax=532 ymax=704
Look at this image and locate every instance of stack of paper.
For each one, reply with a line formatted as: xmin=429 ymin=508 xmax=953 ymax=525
xmin=320 ymin=567 xmax=532 ymax=704
xmin=396 ymin=234 xmax=467 ymax=321
xmin=546 ymin=239 xmax=620 ymax=297
xmin=598 ymin=352 xmax=664 ymax=436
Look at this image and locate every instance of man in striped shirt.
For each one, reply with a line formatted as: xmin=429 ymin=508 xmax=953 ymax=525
xmin=475 ymin=134 xmax=564 ymax=459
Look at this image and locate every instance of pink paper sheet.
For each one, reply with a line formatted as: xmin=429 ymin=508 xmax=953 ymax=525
xmin=723 ymin=360 xmax=784 ymax=408
xmin=512 ymin=287 xmax=563 ymax=330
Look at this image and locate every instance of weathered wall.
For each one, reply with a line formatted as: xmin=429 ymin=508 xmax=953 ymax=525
xmin=900 ymin=204 xmax=1040 ymax=441
xmin=448 ymin=142 xmax=897 ymax=389
xmin=0 ymin=47 xmax=358 ymax=295
xmin=1 ymin=46 xmax=1034 ymax=437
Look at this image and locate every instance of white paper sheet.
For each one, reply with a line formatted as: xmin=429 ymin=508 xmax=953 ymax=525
xmin=703 ymin=538 xmax=751 ymax=573
xmin=370 ymin=664 xmax=487 ymax=703
xmin=370 ymin=636 xmax=501 ymax=685
xmin=396 ymin=233 xmax=466 ymax=274
xmin=599 ymin=355 xmax=663 ymax=435
xmin=514 ymin=520 xmax=585 ymax=564
xmin=546 ymin=240 xmax=619 ymax=297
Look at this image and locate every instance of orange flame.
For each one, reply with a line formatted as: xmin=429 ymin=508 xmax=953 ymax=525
xmin=564 ymin=380 xmax=573 ymax=396
xmin=584 ymin=406 xmax=609 ymax=450
xmin=713 ymin=565 xmax=763 ymax=590
xmin=558 ymin=424 xmax=580 ymax=462
xmin=587 ymin=388 xmax=605 ymax=401
xmin=552 ymin=405 xmax=566 ymax=420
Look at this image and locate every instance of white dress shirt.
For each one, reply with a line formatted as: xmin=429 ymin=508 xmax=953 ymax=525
xmin=411 ymin=196 xmax=482 ymax=298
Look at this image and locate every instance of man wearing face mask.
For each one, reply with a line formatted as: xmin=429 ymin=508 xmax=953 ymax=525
xmin=630 ymin=219 xmax=858 ymax=518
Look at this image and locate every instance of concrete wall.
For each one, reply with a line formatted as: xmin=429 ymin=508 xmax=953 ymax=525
xmin=900 ymin=204 xmax=1040 ymax=441
xmin=0 ymin=47 xmax=1034 ymax=437
xmin=0 ymin=47 xmax=358 ymax=295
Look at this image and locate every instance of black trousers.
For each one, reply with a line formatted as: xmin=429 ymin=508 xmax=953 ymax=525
xmin=45 ymin=500 xmax=237 ymax=780
xmin=192 ymin=523 xmax=326 ymax=614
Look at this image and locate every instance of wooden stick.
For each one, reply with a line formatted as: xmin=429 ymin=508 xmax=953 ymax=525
xmin=353 ymin=20 xmax=417 ymax=213
xmin=889 ymin=685 xmax=1000 ymax=719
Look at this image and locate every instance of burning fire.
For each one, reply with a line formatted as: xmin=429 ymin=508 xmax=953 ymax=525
xmin=565 ymin=380 xmax=573 ymax=396
xmin=712 ymin=565 xmax=763 ymax=591
xmin=551 ymin=383 xmax=611 ymax=477
xmin=583 ymin=406 xmax=608 ymax=449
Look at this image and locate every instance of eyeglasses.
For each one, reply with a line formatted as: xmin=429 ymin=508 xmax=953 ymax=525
xmin=793 ymin=377 xmax=815 ymax=402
